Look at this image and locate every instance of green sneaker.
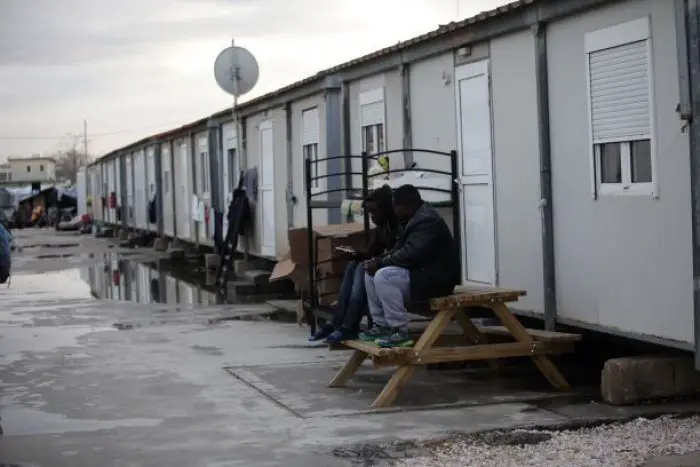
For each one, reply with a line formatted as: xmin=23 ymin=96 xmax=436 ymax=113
xmin=376 ymin=330 xmax=414 ymax=348
xmin=359 ymin=326 xmax=391 ymax=342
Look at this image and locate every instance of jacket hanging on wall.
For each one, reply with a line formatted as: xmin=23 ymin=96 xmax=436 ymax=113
xmin=147 ymin=195 xmax=157 ymax=224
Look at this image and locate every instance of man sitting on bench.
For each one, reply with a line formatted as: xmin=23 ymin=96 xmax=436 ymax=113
xmin=359 ymin=184 xmax=460 ymax=348
xmin=309 ymin=185 xmax=399 ymax=343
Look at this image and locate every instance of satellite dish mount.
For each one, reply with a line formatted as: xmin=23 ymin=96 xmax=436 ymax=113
xmin=213 ymin=39 xmax=260 ymax=171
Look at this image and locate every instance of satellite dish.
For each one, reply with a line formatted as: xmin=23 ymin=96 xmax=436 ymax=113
xmin=214 ymin=46 xmax=259 ymax=97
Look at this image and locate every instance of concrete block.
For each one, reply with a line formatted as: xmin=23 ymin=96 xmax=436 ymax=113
xmin=153 ymin=237 xmax=169 ymax=252
xmin=168 ymin=248 xmax=185 ymax=260
xmin=205 ymin=253 xmax=221 ymax=270
xmin=234 ymin=259 xmax=253 ymax=276
xmin=601 ymin=356 xmax=700 ymax=405
xmin=243 ymin=269 xmax=272 ymax=286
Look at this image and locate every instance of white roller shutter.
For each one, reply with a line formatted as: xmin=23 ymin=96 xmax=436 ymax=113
xmin=360 ymin=87 xmax=385 ymax=127
xmin=360 ymin=102 xmax=383 ymax=126
xmin=302 ymin=107 xmax=319 ymax=144
xmin=588 ymin=40 xmax=651 ymax=142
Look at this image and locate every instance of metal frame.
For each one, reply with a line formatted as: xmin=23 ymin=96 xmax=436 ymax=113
xmin=681 ymin=0 xmax=700 ymax=368
xmin=533 ymin=22 xmax=557 ymax=332
xmin=303 ymin=148 xmax=460 ymax=335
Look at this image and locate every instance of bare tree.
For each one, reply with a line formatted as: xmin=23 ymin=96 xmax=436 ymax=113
xmin=52 ymin=133 xmax=92 ymax=183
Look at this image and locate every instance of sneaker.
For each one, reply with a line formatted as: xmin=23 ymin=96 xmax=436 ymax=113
xmin=358 ymin=326 xmax=391 ymax=342
xmin=376 ymin=330 xmax=414 ymax=348
xmin=308 ymin=324 xmax=334 ymax=342
xmin=324 ymin=329 xmax=357 ymax=344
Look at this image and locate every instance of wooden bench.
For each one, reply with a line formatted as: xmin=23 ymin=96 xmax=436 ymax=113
xmin=328 ymin=285 xmax=582 ymax=408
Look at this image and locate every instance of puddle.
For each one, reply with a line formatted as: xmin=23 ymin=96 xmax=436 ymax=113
xmin=20 ymin=243 xmax=80 ymax=249
xmin=0 ymin=405 xmax=162 ymax=436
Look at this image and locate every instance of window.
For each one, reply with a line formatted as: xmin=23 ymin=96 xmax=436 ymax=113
xmin=362 ymin=123 xmax=385 ymax=154
xmin=200 ymin=152 xmax=209 ymax=192
xmin=302 ymin=107 xmax=321 ymax=193
xmin=164 ymin=171 xmax=170 ymax=193
xmin=585 ymin=17 xmax=656 ymax=197
xmin=303 ymin=143 xmax=319 ymax=190
xmin=26 ymin=165 xmax=30 ymax=172
xmin=359 ymin=88 xmax=386 ymax=155
xmin=40 ymin=164 xmax=44 ymax=171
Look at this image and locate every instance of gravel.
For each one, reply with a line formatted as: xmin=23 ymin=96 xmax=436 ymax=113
xmin=396 ymin=415 xmax=700 ymax=467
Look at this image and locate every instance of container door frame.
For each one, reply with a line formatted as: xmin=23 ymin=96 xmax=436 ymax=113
xmin=454 ymin=59 xmax=498 ymax=286
xmin=259 ymin=119 xmax=276 ymax=257
xmin=178 ymin=142 xmax=192 ymax=240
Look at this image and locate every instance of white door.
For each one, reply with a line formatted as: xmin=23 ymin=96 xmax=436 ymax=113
xmin=455 ymin=60 xmax=497 ymax=285
xmin=259 ymin=120 xmax=276 ymax=257
xmin=126 ymin=156 xmax=134 ymax=226
xmin=161 ymin=147 xmax=174 ymax=236
xmin=178 ymin=143 xmax=191 ymax=240
xmin=196 ymin=136 xmax=209 ymax=243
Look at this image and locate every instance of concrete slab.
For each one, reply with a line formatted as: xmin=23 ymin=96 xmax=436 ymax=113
xmin=226 ymin=360 xmax=572 ymax=418
xmin=642 ymin=451 xmax=700 ymax=467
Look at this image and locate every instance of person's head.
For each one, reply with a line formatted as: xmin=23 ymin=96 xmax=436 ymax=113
xmin=364 ymin=184 xmax=393 ymax=225
xmin=392 ymin=184 xmax=423 ymax=222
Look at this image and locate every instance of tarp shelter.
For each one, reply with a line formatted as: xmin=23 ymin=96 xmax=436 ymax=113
xmin=17 ymin=186 xmax=77 ymax=210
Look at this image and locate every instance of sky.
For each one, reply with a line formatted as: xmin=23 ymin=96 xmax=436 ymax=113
xmin=0 ymin=0 xmax=509 ymax=160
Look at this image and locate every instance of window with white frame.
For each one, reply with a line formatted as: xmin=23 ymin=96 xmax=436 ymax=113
xmin=360 ymin=88 xmax=386 ymax=155
xmin=227 ymin=148 xmax=237 ymax=190
xmin=585 ymin=17 xmax=656 ymax=197
xmin=302 ymin=107 xmax=321 ymax=193
xmin=200 ymin=152 xmax=209 ymax=192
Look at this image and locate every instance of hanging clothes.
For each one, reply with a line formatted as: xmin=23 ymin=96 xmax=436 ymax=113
xmin=148 ymin=195 xmax=157 ymax=224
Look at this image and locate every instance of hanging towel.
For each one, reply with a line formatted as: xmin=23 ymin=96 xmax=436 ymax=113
xmin=191 ymin=195 xmax=200 ymax=222
xmin=243 ymin=167 xmax=258 ymax=201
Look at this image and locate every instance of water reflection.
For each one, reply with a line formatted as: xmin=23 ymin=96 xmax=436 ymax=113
xmin=81 ymin=256 xmax=221 ymax=308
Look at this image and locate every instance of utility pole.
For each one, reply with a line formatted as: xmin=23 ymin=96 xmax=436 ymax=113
xmin=83 ymin=119 xmax=88 ymax=161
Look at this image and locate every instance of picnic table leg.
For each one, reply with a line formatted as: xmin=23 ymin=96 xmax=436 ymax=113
xmin=329 ymin=350 xmax=368 ymax=388
xmin=371 ymin=309 xmax=455 ymax=408
xmin=453 ymin=309 xmax=505 ymax=375
xmin=490 ymin=301 xmax=570 ymax=389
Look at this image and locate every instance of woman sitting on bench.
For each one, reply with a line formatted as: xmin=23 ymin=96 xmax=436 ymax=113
xmin=309 ymin=185 xmax=399 ymax=343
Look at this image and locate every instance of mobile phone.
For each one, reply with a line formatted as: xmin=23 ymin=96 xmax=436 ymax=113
xmin=334 ymin=246 xmax=355 ymax=255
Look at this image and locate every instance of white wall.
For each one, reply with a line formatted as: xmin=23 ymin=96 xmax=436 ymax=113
xmin=410 ymin=51 xmax=458 ymax=173
xmin=547 ymin=0 xmax=693 ymax=343
xmin=490 ymin=29 xmax=545 ymax=314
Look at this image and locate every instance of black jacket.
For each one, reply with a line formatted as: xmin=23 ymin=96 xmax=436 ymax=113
xmin=377 ymin=203 xmax=459 ymax=299
xmin=355 ymin=215 xmax=399 ymax=261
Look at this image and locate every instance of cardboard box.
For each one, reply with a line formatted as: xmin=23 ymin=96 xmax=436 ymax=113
xmin=271 ymin=222 xmax=373 ymax=306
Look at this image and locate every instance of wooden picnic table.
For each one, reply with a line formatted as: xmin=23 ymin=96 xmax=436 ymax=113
xmin=328 ymin=285 xmax=582 ymax=408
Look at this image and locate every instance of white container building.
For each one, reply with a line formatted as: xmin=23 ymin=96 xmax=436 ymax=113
xmin=86 ymin=0 xmax=700 ymax=366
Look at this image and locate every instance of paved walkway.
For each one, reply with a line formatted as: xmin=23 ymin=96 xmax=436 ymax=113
xmin=1 ymin=230 xmax=698 ymax=466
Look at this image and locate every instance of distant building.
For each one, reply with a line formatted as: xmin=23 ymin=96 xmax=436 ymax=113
xmin=0 ymin=163 xmax=11 ymax=182
xmin=7 ymin=156 xmax=56 ymax=183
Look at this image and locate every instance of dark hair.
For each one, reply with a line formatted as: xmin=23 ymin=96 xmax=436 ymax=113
xmin=364 ymin=184 xmax=393 ymax=212
xmin=392 ymin=184 xmax=422 ymax=207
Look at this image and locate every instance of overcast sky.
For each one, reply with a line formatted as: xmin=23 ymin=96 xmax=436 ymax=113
xmin=0 ymin=0 xmax=509 ymax=159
